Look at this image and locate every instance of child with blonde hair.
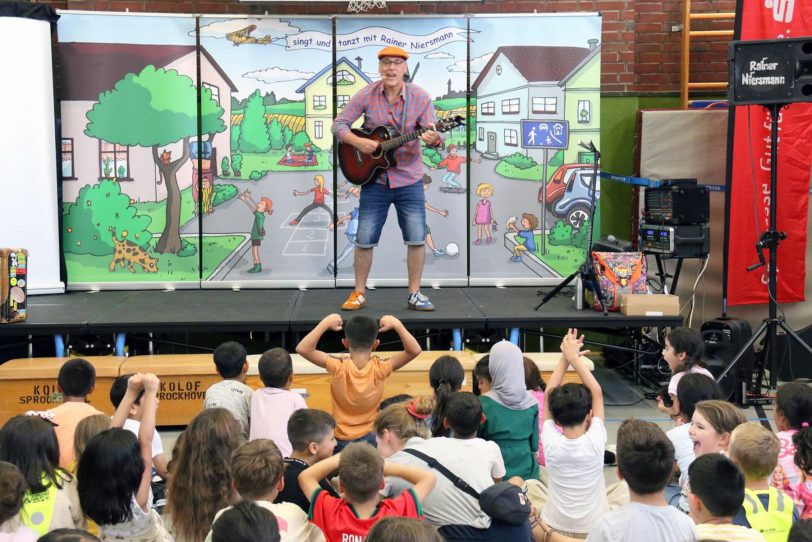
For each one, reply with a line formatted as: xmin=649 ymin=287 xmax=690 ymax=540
xmin=473 ymin=183 xmax=496 ymax=244
xmin=729 ymin=422 xmax=797 ymax=539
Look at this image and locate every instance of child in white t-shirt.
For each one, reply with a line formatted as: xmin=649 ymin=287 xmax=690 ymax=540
xmin=540 ymin=329 xmax=609 ymax=537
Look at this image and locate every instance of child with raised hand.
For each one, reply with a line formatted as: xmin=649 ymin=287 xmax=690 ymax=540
xmin=0 ymin=461 xmax=38 ymax=541
xmin=77 ymin=373 xmax=171 ymax=541
xmin=0 ymin=415 xmax=85 ymax=536
xmin=109 ymin=374 xmax=168 ymax=479
xmin=478 ymin=341 xmax=539 ymax=480
xmin=249 ymin=347 xmax=307 ymax=457
xmin=582 ymin=419 xmax=697 ymax=542
xmin=204 ymin=341 xmax=254 ymax=440
xmin=772 ymin=382 xmax=812 ymax=500
xmin=657 ymin=328 xmax=713 ymax=418
xmin=427 ymin=355 xmax=465 ymax=437
xmin=689 ymin=454 xmax=767 ymax=541
xmin=275 ymin=409 xmax=338 ymax=513
xmin=296 ymin=313 xmax=421 ymax=451
xmin=204 ymin=439 xmax=325 ymax=542
xmin=728 ymin=422 xmax=798 ymax=538
xmin=538 ymin=328 xmax=609 ymax=537
xmin=300 ymin=442 xmax=436 ymax=542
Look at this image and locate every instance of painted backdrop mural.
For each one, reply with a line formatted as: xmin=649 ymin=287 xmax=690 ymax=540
xmin=57 ymin=12 xmax=601 ymax=289
xmin=469 ymin=14 xmax=602 ymax=285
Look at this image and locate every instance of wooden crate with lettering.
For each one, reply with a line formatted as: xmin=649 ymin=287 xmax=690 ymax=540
xmin=0 ymin=357 xmax=124 ymax=422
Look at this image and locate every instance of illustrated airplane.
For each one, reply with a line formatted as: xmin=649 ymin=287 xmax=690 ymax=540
xmin=226 ymin=25 xmax=272 ymax=46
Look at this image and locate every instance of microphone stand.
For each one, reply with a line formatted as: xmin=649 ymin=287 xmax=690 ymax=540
xmin=535 ymin=140 xmax=608 ymax=315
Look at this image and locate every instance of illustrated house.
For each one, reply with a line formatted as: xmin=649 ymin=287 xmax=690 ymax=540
xmin=471 ymin=42 xmax=600 ymax=164
xmin=295 ymin=56 xmax=373 ymax=150
xmin=59 ymin=43 xmax=238 ymax=203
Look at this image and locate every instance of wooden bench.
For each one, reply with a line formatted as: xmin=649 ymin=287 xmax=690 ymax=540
xmin=0 ymin=357 xmax=125 ymax=421
xmin=472 ymin=352 xmax=592 ymax=385
xmin=120 ymin=351 xmax=477 ymax=425
xmin=248 ymin=351 xmax=477 ymax=413
xmin=119 ymin=354 xmax=219 ymax=426
xmin=82 ymin=350 xmax=588 ymax=426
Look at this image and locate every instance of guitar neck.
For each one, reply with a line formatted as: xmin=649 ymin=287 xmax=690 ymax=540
xmin=379 ymin=127 xmax=431 ymax=152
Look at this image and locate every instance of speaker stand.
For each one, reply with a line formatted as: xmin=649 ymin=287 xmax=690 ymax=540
xmin=716 ymin=103 xmax=812 ymax=401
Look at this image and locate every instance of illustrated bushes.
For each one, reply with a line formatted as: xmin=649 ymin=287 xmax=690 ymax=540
xmin=239 ymin=90 xmax=271 ymax=153
xmin=63 ymin=179 xmax=152 ymax=255
xmin=548 ymin=221 xmax=573 ymax=246
xmin=212 ymin=184 xmax=238 ymax=207
xmin=501 ymin=152 xmax=537 ymax=170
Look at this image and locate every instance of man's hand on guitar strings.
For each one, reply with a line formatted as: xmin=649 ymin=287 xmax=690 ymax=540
xmin=420 ymin=123 xmax=440 ymax=146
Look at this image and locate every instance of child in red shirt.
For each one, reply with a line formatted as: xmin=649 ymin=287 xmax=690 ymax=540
xmin=300 ymin=442 xmax=435 ymax=542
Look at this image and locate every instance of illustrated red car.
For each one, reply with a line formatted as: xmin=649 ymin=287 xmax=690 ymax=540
xmin=538 ymin=163 xmax=595 ymax=207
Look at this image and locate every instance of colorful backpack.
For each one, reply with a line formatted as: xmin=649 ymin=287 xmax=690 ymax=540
xmin=591 ymin=251 xmax=649 ymax=311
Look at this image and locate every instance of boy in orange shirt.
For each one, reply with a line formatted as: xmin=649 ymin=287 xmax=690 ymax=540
xmin=296 ymin=313 xmax=421 ymax=451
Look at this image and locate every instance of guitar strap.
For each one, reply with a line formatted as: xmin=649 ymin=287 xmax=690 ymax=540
xmin=398 ymin=82 xmax=410 ymax=135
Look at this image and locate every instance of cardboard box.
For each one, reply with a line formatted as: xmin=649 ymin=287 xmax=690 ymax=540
xmin=620 ymin=293 xmax=680 ymax=316
xmin=1 ymin=249 xmax=28 ymax=323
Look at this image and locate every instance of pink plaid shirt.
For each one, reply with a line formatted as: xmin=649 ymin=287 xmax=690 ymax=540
xmin=333 ymin=80 xmax=440 ymax=188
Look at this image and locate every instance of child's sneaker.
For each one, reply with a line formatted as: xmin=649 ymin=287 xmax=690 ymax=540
xmin=433 ymin=248 xmax=445 ymax=256
xmin=341 ymin=291 xmax=366 ymax=311
xmin=407 ymin=291 xmax=435 ymax=311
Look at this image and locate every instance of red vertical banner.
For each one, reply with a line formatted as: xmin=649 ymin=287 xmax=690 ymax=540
xmin=726 ymin=0 xmax=812 ymax=306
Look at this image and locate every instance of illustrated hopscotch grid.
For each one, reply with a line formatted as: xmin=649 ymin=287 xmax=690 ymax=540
xmin=281 ymin=211 xmax=331 ymax=256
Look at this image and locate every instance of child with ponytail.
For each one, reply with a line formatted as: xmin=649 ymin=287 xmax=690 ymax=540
xmin=427 ymin=356 xmax=465 ymax=437
xmin=793 ymin=423 xmax=812 ymax=518
xmin=773 ymin=383 xmax=812 ymax=501
xmin=657 ymin=328 xmax=713 ymax=418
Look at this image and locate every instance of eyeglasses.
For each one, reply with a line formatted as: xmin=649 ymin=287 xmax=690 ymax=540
xmin=380 ymin=59 xmax=405 ymax=67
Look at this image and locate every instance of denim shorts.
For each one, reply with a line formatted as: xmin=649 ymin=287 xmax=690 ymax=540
xmin=355 ymin=180 xmax=426 ymax=248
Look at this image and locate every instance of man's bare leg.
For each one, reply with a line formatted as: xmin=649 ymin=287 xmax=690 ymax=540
xmin=354 ymin=246 xmax=373 ymax=294
xmin=407 ymin=244 xmax=425 ymax=293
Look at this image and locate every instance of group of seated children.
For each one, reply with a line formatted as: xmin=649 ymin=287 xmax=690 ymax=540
xmin=4 ymin=320 xmax=812 ymax=542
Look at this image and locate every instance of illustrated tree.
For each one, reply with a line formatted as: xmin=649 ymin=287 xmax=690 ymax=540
xmin=84 ymin=65 xmax=225 ymax=254
xmin=239 ymin=89 xmax=270 ymax=153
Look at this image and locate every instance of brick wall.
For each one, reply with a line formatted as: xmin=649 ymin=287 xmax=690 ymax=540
xmin=40 ymin=0 xmax=736 ymax=95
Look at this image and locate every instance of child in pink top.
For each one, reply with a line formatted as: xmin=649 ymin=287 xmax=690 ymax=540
xmin=523 ymin=356 xmax=546 ymax=466
xmin=772 ymin=382 xmax=812 ymax=503
xmin=656 ymin=328 xmax=713 ymax=419
xmin=473 ymin=183 xmax=496 ymax=245
xmin=249 ymin=348 xmax=307 ymax=456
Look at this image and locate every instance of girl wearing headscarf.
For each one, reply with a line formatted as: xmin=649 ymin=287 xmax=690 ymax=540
xmin=478 ymin=340 xmax=540 ymax=480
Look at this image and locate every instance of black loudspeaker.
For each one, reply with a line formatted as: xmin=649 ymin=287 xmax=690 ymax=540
xmin=776 ymin=324 xmax=812 ymax=380
xmin=702 ymin=317 xmax=755 ymax=405
xmin=730 ymin=38 xmax=812 ymax=105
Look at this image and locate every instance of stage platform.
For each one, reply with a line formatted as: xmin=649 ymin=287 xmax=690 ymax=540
xmin=1 ymin=287 xmax=682 ymax=341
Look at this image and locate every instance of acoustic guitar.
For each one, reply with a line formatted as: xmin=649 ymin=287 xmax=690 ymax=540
xmin=338 ymin=115 xmax=464 ymax=186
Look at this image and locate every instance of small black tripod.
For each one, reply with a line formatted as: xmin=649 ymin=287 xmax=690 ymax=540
xmin=535 ymin=141 xmax=608 ymax=315
xmin=716 ymin=103 xmax=812 ymax=395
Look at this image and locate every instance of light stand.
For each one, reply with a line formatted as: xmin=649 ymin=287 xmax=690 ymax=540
xmin=536 ymin=140 xmax=608 ymax=315
xmin=715 ymin=102 xmax=812 ymax=397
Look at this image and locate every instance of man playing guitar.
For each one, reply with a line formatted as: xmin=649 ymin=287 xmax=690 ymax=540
xmin=332 ymin=45 xmax=441 ymax=311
